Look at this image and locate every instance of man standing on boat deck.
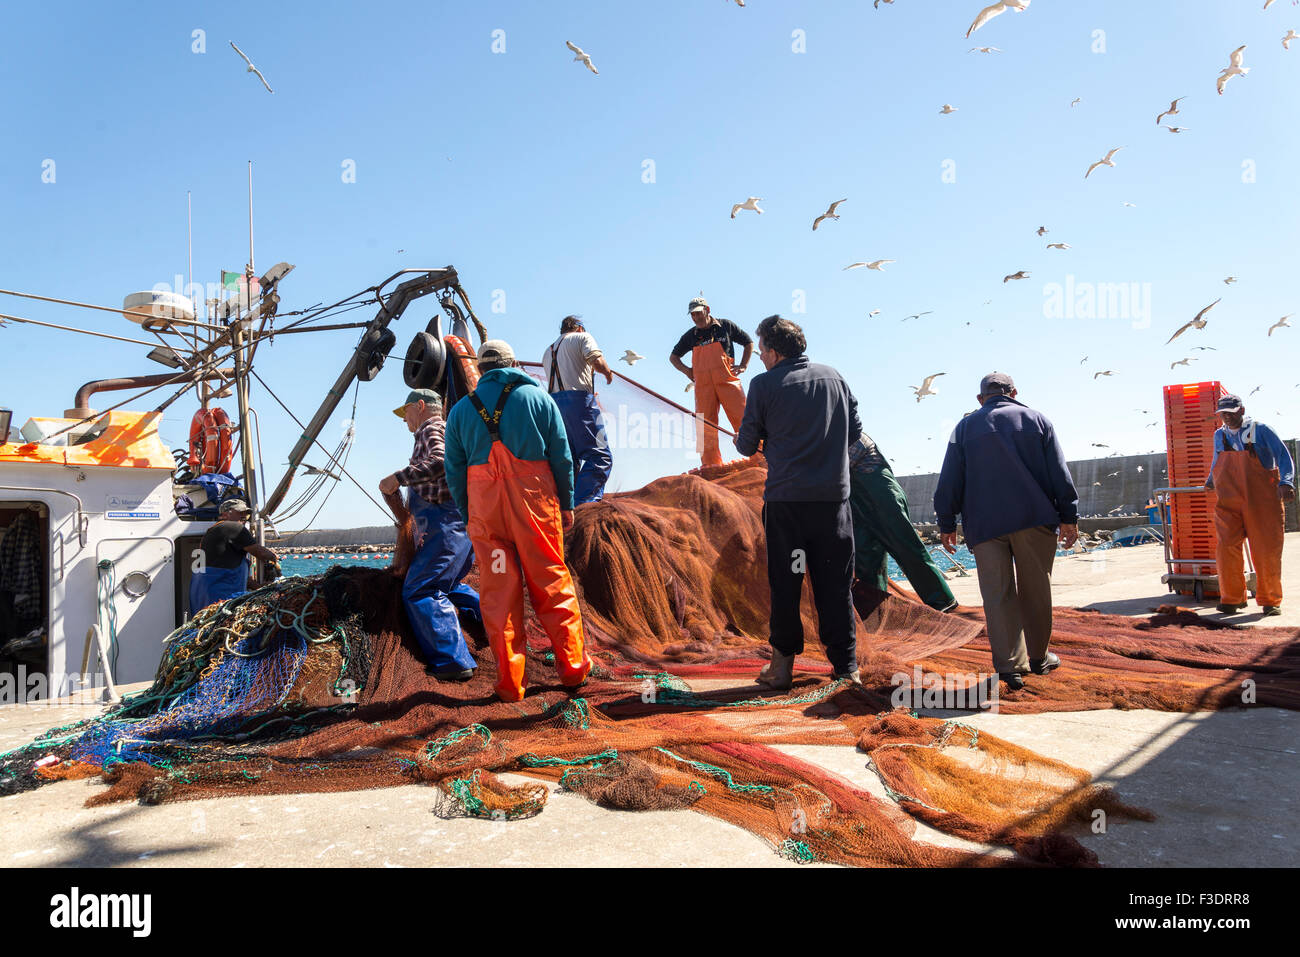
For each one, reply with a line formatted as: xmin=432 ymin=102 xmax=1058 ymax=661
xmin=671 ymin=296 xmax=753 ymax=468
xmin=933 ymin=373 xmax=1078 ymax=690
xmin=444 ymin=340 xmax=592 ymax=703
xmin=735 ymin=315 xmax=862 ymax=690
xmin=1204 ymin=394 xmax=1294 ymax=617
xmin=188 ymin=500 xmax=280 ymax=614
xmin=379 ymin=389 xmax=480 ymax=681
xmin=541 ymin=315 xmax=615 ymax=505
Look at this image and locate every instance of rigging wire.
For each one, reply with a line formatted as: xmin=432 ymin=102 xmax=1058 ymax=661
xmin=248 ymin=368 xmax=391 ymax=523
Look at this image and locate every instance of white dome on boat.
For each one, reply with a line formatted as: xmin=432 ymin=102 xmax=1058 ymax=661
xmin=122 ymin=291 xmax=196 ymax=331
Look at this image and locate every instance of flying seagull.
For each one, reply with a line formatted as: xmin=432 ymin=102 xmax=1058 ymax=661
xmin=1268 ymin=314 xmax=1293 ymax=336
xmin=1170 ymin=358 xmax=1195 ymax=369
xmin=940 ymin=104 xmax=959 ymax=114
xmin=1223 ymin=276 xmax=1238 ymax=284
xmin=1070 ymin=97 xmax=1082 ymax=108
xmin=1155 ymin=97 xmax=1185 ymax=125
xmin=1108 ymin=471 xmax=1121 ymax=478
xmin=731 ymin=197 xmax=763 ymax=218
xmin=1191 ymin=346 xmax=1217 ymax=351
xmin=1046 ymin=242 xmax=1071 ymax=250
xmin=1003 ymin=270 xmax=1030 ymax=282
xmin=966 ymin=0 xmax=1031 ymax=39
xmin=1165 ymin=298 xmax=1220 ymax=344
xmin=911 ymin=373 xmax=946 ymax=402
xmin=1085 ymin=147 xmax=1124 ymax=178
xmin=1217 ymin=46 xmax=1248 ymax=95
xmin=969 ymin=46 xmax=1002 ymax=54
xmin=902 ymin=311 xmax=934 ymax=322
xmin=1285 ymin=30 xmax=1299 ymax=50
xmin=566 ymin=40 xmax=599 ymax=75
xmin=1122 ymin=202 xmax=1137 ymax=207
xmin=868 ymin=309 xmax=881 ymax=317
xmin=1080 ymin=356 xmax=1088 ymax=364
xmin=1036 ymin=226 xmax=1048 ymax=236
xmin=844 ymin=260 xmax=895 ymax=271
xmin=1092 ymin=443 xmax=1109 ymax=447
xmin=621 ymin=350 xmax=645 ymax=365
xmin=1093 ymin=371 xmax=1115 ymax=379
xmin=230 ymin=42 xmax=273 ymax=93
xmin=1164 ymin=126 xmax=1190 ymax=133
xmin=813 ymin=199 xmax=847 ymax=230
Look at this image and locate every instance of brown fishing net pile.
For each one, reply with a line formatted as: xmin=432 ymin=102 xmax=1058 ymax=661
xmin=8 ymin=460 xmax=1299 ymax=867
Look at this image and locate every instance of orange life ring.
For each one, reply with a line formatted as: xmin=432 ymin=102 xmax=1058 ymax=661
xmin=187 ymin=407 xmax=235 ymax=475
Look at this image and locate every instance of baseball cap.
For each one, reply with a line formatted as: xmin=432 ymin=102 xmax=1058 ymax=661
xmin=393 ymin=388 xmax=441 ymax=418
xmin=688 ymin=296 xmax=709 ymax=314
xmin=219 ymin=499 xmax=251 ymax=515
xmin=978 ymin=372 xmax=1015 ymax=397
xmin=1216 ymin=394 xmax=1244 ymax=413
xmin=477 ymin=339 xmax=516 ymax=366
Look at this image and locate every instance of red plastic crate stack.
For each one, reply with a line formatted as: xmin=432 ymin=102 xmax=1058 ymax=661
xmin=1163 ymin=381 xmax=1224 ymax=595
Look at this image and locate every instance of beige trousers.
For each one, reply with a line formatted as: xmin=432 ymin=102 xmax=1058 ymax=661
xmin=971 ymin=524 xmax=1058 ymax=675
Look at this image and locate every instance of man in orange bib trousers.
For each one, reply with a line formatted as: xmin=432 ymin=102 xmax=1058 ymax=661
xmin=444 ymin=339 xmax=592 ymax=702
xmin=669 ymin=296 xmax=754 ymax=467
xmin=1205 ymin=393 xmax=1295 ymax=616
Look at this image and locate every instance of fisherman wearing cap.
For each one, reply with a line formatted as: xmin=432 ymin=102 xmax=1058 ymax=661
xmin=541 ymin=315 xmax=615 ymax=504
xmin=1204 ymin=394 xmax=1295 ymax=616
xmin=670 ymin=296 xmax=754 ymax=467
xmin=444 ymin=340 xmax=592 ymax=702
xmin=379 ymin=388 xmax=480 ymax=680
xmin=735 ymin=315 xmax=863 ymax=689
xmin=188 ymin=499 xmax=280 ymax=614
xmin=933 ymin=373 xmax=1079 ymax=690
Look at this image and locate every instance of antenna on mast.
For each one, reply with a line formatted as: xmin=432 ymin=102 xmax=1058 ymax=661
xmin=247 ymin=160 xmax=255 ymax=276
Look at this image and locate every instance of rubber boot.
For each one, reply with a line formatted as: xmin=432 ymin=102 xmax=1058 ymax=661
xmin=756 ymin=651 xmax=795 ymax=691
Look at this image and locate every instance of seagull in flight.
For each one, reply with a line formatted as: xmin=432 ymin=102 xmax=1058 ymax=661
xmin=621 ymin=350 xmax=645 ymax=365
xmin=902 ymin=311 xmax=933 ymax=322
xmin=845 ymin=260 xmax=895 ymax=271
xmin=566 ymin=40 xmax=599 ymax=75
xmin=1285 ymin=30 xmax=1299 ymax=51
xmin=1003 ymin=270 xmax=1030 ymax=282
xmin=969 ymin=46 xmax=1002 ymax=54
xmin=1036 ymin=226 xmax=1048 ymax=236
xmin=1070 ymin=97 xmax=1082 ymax=108
xmin=1085 ymin=147 xmax=1124 ymax=178
xmin=1217 ymin=46 xmax=1248 ymax=95
xmin=1155 ymin=97 xmax=1185 ymax=125
xmin=1093 ymin=370 xmax=1115 ymax=379
xmin=1268 ymin=314 xmax=1293 ymax=336
xmin=1224 ymin=276 xmax=1238 ymax=284
xmin=230 ymin=42 xmax=274 ymax=93
xmin=1092 ymin=442 xmax=1109 ymax=448
xmin=1080 ymin=356 xmax=1088 ymax=364
xmin=966 ymin=0 xmax=1031 ymax=39
xmin=940 ymin=104 xmax=959 ymax=114
xmin=911 ymin=373 xmax=946 ymax=402
xmin=1046 ymin=242 xmax=1071 ymax=250
xmin=1170 ymin=358 xmax=1196 ymax=369
xmin=1191 ymin=346 xmax=1217 ymax=351
xmin=813 ymin=199 xmax=847 ymax=231
xmin=1164 ymin=126 xmax=1190 ymax=133
xmin=868 ymin=309 xmax=881 ymax=317
xmin=1166 ymin=298 xmax=1220 ymax=344
xmin=731 ymin=197 xmax=763 ymax=218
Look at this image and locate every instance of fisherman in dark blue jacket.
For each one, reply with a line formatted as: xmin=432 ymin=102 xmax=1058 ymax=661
xmin=735 ymin=315 xmax=863 ymax=690
xmin=933 ymin=373 xmax=1078 ymax=690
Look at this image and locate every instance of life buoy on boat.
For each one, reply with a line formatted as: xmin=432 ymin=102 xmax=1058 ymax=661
xmin=187 ymin=406 xmax=235 ymax=474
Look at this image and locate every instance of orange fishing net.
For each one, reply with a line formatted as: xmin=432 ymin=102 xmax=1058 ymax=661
xmin=7 ymin=460 xmax=1298 ymax=867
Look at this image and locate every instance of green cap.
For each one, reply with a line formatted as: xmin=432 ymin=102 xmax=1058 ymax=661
xmin=688 ymin=296 xmax=709 ymax=314
xmin=394 ymin=389 xmax=441 ymax=418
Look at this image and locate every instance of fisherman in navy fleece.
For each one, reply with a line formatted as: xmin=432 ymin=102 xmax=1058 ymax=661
xmin=933 ymin=373 xmax=1078 ymax=690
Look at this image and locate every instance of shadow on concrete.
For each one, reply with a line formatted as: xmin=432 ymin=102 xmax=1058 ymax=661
xmin=43 ymin=800 xmax=210 ymax=868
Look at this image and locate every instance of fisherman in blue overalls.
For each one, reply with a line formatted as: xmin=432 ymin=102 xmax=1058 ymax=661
xmin=540 ymin=315 xmax=615 ymax=505
xmin=188 ymin=500 xmax=280 ymax=614
xmin=379 ymin=389 xmax=480 ymax=680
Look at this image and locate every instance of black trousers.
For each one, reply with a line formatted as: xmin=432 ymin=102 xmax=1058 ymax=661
xmin=763 ymin=500 xmax=857 ymax=674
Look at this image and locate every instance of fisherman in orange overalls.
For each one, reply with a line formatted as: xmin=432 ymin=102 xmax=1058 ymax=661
xmin=443 ymin=339 xmax=592 ymax=702
xmin=1205 ymin=394 xmax=1295 ymax=617
xmin=669 ymin=296 xmax=754 ymax=467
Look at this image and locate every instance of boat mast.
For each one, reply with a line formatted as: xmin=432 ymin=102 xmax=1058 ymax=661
xmin=234 ymin=161 xmax=263 ymax=553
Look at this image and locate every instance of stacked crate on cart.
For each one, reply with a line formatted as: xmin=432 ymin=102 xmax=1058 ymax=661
xmin=1162 ymin=381 xmax=1223 ymax=596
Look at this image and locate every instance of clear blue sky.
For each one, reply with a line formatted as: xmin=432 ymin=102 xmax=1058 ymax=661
xmin=3 ymin=1 xmax=1297 ymax=529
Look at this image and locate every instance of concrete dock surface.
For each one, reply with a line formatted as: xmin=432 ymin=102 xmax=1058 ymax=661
xmin=2 ymin=537 xmax=1297 ymax=867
